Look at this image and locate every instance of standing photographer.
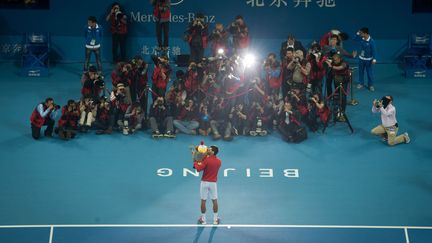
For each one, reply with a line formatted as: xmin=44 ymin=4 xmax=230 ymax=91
xmin=152 ymin=0 xmax=171 ymax=51
xmin=106 ymin=2 xmax=128 ymax=63
xmin=209 ymin=23 xmax=229 ymax=56
xmin=228 ymin=15 xmax=249 ymax=54
xmin=151 ymin=55 xmax=171 ymax=101
xmin=371 ymin=96 xmax=410 ymax=146
xmin=185 ymin=13 xmax=208 ymax=63
xmin=30 ymin=97 xmax=60 ymax=140
xmin=325 ymin=54 xmax=349 ymax=121
xmin=263 ymin=53 xmax=282 ymax=96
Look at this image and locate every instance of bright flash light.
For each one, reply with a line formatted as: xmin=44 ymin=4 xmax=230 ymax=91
xmin=217 ymin=48 xmax=224 ymax=55
xmin=243 ymin=53 xmax=256 ymax=68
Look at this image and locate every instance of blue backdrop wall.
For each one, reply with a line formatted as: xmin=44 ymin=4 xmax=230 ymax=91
xmin=0 ymin=0 xmax=430 ymax=63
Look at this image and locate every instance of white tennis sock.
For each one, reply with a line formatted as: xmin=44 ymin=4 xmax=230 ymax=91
xmin=201 ymin=213 xmax=206 ymax=221
xmin=213 ymin=213 xmax=218 ymax=221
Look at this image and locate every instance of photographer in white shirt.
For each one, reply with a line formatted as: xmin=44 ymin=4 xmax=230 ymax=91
xmin=371 ymin=96 xmax=410 ymax=146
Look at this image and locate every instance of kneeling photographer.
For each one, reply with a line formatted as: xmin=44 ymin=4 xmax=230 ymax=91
xmin=371 ymin=96 xmax=410 ymax=146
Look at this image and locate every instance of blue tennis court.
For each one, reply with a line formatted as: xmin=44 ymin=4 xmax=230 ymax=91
xmin=0 ymin=62 xmax=431 ymax=242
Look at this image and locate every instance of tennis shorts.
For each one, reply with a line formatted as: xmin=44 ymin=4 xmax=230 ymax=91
xmin=200 ymin=181 xmax=218 ymax=200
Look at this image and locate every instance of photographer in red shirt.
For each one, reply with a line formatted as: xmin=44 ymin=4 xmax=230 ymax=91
xmin=193 ymin=145 xmax=222 ymax=225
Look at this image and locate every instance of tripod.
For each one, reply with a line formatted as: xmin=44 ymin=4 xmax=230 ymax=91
xmin=323 ymin=82 xmax=354 ymax=133
xmin=348 ymin=67 xmax=359 ymax=106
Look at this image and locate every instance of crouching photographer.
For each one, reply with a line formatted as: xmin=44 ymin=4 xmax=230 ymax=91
xmin=278 ymin=101 xmax=307 ymax=143
xmin=123 ymin=102 xmax=144 ymax=135
xmin=371 ymin=96 xmax=410 ymax=146
xmin=30 ymin=97 xmax=60 ymax=140
xmin=57 ymin=100 xmax=80 ymax=140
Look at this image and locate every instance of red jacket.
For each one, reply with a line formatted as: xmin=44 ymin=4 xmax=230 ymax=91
xmin=194 ymin=155 xmax=221 ymax=182
xmin=308 ymin=55 xmax=327 ymax=81
xmin=153 ymin=0 xmax=170 ymax=20
xmin=58 ymin=106 xmax=80 ymax=128
xmin=110 ymin=13 xmax=128 ymax=34
xmin=152 ymin=66 xmax=170 ymax=89
xmin=30 ymin=104 xmax=50 ymax=128
xmin=184 ymin=71 xmax=199 ymax=94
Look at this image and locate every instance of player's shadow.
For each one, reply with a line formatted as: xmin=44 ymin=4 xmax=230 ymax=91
xmin=193 ymin=226 xmax=218 ymax=243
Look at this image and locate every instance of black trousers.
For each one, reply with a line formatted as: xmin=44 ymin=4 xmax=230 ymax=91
xmin=31 ymin=119 xmax=54 ymax=140
xmin=84 ymin=48 xmax=102 ymax=72
xmin=112 ymin=33 xmax=127 ymax=63
xmin=189 ymin=45 xmax=204 ymax=64
xmin=156 ymin=22 xmax=169 ymax=48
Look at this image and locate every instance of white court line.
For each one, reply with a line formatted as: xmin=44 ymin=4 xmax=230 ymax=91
xmin=0 ymin=224 xmax=431 ymax=230
xmin=48 ymin=226 xmax=54 ymax=243
xmin=405 ymin=228 xmax=410 ymax=243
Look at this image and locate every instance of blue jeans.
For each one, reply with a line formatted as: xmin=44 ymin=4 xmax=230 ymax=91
xmin=173 ymin=120 xmax=199 ymax=134
xmin=358 ymin=59 xmax=374 ymax=87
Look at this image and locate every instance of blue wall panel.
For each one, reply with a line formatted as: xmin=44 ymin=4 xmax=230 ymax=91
xmin=0 ymin=0 xmax=430 ymax=62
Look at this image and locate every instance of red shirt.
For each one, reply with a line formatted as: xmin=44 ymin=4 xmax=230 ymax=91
xmin=194 ymin=155 xmax=221 ymax=182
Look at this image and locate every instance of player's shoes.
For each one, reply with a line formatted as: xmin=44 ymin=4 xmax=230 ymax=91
xmin=213 ymin=218 xmax=221 ymax=225
xmin=197 ymin=217 xmax=206 ymax=225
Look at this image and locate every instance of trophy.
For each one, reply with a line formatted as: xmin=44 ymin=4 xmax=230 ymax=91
xmin=190 ymin=141 xmax=208 ymax=166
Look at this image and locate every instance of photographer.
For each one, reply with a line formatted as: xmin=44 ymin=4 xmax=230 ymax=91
xmin=280 ymin=35 xmax=306 ymax=60
xmin=209 ymin=23 xmax=229 ymax=56
xmin=81 ymin=65 xmax=105 ymax=99
xmin=371 ymin=96 xmax=410 ymax=146
xmin=307 ymin=43 xmax=327 ymax=96
xmin=278 ymin=101 xmax=307 ymax=143
xmin=185 ymin=13 xmax=208 ymax=63
xmin=247 ymin=101 xmax=271 ymax=136
xmin=263 ymin=53 xmax=282 ymax=96
xmin=229 ymin=103 xmax=248 ymax=136
xmin=131 ymin=55 xmax=149 ymax=108
xmin=198 ymin=102 xmax=211 ymax=136
xmin=79 ymin=97 xmax=97 ymax=132
xmin=151 ymin=55 xmax=171 ymax=101
xmin=123 ymin=102 xmax=144 ymax=135
xmin=228 ymin=15 xmax=249 ymax=53
xmin=307 ymin=93 xmax=330 ymax=132
xmin=30 ymin=97 xmax=60 ymax=140
xmin=287 ymin=50 xmax=311 ymax=91
xmin=281 ymin=48 xmax=295 ymax=98
xmin=249 ymin=77 xmax=268 ymax=105
xmin=174 ymin=99 xmax=199 ymax=135
xmin=152 ymin=0 xmax=171 ymax=51
xmin=184 ymin=62 xmax=200 ymax=98
xmin=57 ymin=99 xmax=80 ymax=140
xmin=325 ymin=54 xmax=349 ymax=121
xmin=320 ymin=29 xmax=349 ymax=48
xmin=209 ymin=96 xmax=233 ymax=141
xmin=323 ymin=34 xmax=356 ymax=97
xmin=84 ymin=16 xmax=103 ymax=72
xmin=287 ymin=88 xmax=309 ymax=123
xmin=149 ymin=97 xmax=175 ymax=138
xmin=106 ymin=2 xmax=128 ymax=63
xmin=110 ymin=83 xmax=131 ymax=132
xmin=95 ymin=96 xmax=113 ymax=135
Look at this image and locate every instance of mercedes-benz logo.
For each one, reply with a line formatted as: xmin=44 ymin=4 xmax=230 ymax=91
xmin=171 ymin=0 xmax=184 ymax=5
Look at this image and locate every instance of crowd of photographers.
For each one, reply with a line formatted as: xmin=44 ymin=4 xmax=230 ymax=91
xmin=31 ymin=2 xmax=367 ymax=143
